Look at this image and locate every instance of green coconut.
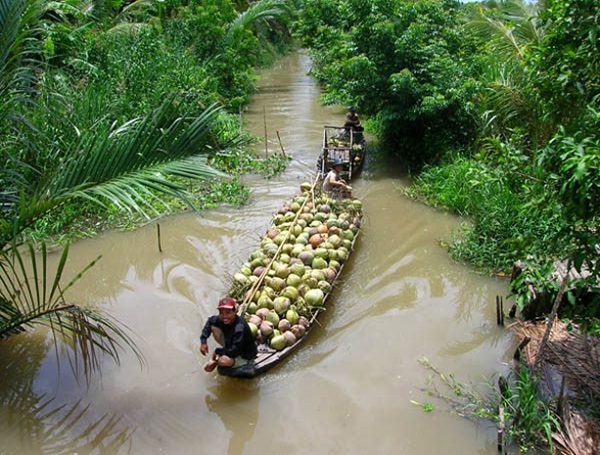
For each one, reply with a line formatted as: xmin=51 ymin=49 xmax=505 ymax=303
xmin=295 ymin=235 xmax=308 ymax=246
xmin=286 ymin=308 xmax=300 ymax=325
xmin=266 ymin=310 xmax=280 ymax=326
xmin=305 ymin=288 xmax=325 ymax=308
xmin=270 ymin=277 xmax=286 ymax=292
xmin=273 ymin=296 xmax=291 ymax=314
xmin=313 ymin=248 xmax=329 ymax=259
xmin=233 ymin=273 xmax=250 ymax=286
xmin=270 ymin=334 xmax=287 ymax=351
xmin=282 ymin=286 xmax=299 ymax=302
xmin=250 ymin=250 xmax=265 ymax=261
xmin=342 ymin=229 xmax=355 ymax=241
xmin=318 ymin=280 xmax=332 ymax=294
xmin=289 ymin=262 xmax=306 ymax=277
xmin=303 ymin=276 xmax=318 ymax=289
xmin=298 ymin=251 xmax=314 ymax=266
xmin=257 ymin=295 xmax=273 ymax=310
xmin=300 ymin=182 xmax=313 ymax=192
xmin=247 ymin=322 xmax=259 ymax=338
xmin=262 ymin=287 xmax=276 ymax=299
xmin=275 ymin=264 xmax=290 ymax=279
xmin=301 ymin=213 xmax=314 ymax=224
xmin=291 ymin=224 xmax=303 ymax=237
xmin=329 ymin=259 xmax=341 ymax=271
xmin=246 ymin=302 xmax=258 ymax=314
xmin=312 ymin=257 xmax=328 ymax=269
xmin=310 ymin=269 xmax=326 ymax=282
xmin=286 ymin=273 xmax=302 ymax=288
xmin=328 ymin=234 xmax=342 ymax=248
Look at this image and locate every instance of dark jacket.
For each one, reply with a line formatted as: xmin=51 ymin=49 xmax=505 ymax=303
xmin=200 ymin=315 xmax=257 ymax=360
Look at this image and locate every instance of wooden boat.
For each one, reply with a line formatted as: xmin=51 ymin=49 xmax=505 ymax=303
xmin=317 ymin=125 xmax=366 ymax=181
xmin=217 ymin=181 xmax=363 ymax=378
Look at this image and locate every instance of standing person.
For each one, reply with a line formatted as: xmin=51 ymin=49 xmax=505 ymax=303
xmin=200 ymin=296 xmax=257 ymax=372
xmin=344 ymin=106 xmax=362 ymax=131
xmin=322 ymin=158 xmax=351 ymax=198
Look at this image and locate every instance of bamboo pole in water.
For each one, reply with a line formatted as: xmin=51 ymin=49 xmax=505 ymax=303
xmin=276 ymin=131 xmax=287 ymax=158
xmin=263 ymin=106 xmax=268 ymax=159
xmin=157 ymin=223 xmax=163 ymax=253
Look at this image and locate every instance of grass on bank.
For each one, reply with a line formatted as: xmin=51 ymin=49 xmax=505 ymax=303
xmin=416 ymin=357 xmax=559 ymax=453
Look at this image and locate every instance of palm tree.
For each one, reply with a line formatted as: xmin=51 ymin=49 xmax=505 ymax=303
xmin=0 ymin=0 xmax=237 ymax=377
xmin=468 ymin=0 xmax=551 ymax=148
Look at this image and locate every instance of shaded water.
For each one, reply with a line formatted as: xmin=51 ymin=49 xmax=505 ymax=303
xmin=1 ymin=50 xmax=514 ymax=454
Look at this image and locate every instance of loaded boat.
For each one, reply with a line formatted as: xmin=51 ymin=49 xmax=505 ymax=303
xmin=217 ymin=180 xmax=363 ymax=378
xmin=317 ymin=125 xmax=366 ymax=182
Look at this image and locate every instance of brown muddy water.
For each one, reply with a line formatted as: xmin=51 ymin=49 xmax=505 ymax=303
xmin=1 ymin=50 xmax=515 ymax=455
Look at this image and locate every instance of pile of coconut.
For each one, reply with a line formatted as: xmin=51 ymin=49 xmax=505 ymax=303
xmin=229 ymin=182 xmax=363 ymax=352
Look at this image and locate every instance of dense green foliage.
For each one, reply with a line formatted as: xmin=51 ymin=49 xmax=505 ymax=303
xmin=295 ymin=0 xmax=478 ymax=166
xmin=1 ymin=0 xmax=293 ymax=373
xmin=295 ymin=0 xmax=599 ymax=325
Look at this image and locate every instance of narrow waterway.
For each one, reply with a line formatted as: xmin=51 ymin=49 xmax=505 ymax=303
xmin=1 ymin=50 xmax=514 ymax=455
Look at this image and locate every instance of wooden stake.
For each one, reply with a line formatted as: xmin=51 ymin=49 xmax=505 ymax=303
xmin=263 ymin=106 xmax=268 ymax=159
xmin=157 ymin=223 xmax=162 ymax=253
xmin=497 ymin=375 xmax=508 ymax=454
xmin=276 ymin=130 xmax=287 ymax=158
xmin=496 ymin=295 xmax=504 ymax=326
xmin=533 ymin=269 xmax=570 ymax=373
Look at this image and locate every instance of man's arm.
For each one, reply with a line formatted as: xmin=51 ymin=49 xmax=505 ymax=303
xmin=199 ymin=317 xmax=215 ymax=356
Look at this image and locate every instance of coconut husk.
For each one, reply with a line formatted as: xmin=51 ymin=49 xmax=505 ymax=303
xmin=509 ymin=320 xmax=600 ymax=454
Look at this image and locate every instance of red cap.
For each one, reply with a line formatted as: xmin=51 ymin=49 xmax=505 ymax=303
xmin=218 ymin=296 xmax=237 ymax=310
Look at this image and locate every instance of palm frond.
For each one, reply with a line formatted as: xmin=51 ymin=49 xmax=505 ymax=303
xmin=43 ymin=100 xmax=234 ymax=216
xmin=225 ymin=0 xmax=289 ymax=43
xmin=105 ymin=21 xmax=150 ymax=34
xmin=0 ymin=0 xmax=43 ymax=131
xmin=0 ymin=242 xmax=144 ymax=378
xmin=468 ymin=0 xmax=542 ymax=62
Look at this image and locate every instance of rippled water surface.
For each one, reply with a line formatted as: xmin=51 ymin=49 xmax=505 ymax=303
xmin=0 ymin=50 xmax=514 ymax=455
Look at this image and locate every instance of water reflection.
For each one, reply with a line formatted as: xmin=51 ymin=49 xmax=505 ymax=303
xmin=205 ymin=381 xmax=260 ymax=455
xmin=0 ymin=334 xmax=133 ymax=455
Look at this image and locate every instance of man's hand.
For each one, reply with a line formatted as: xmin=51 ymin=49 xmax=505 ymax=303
xmin=200 ymin=343 xmax=209 ymax=356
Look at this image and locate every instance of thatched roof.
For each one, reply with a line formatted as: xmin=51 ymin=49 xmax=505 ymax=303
xmin=509 ymin=320 xmax=600 ymax=454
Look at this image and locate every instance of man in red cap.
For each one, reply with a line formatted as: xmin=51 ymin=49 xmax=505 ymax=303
xmin=200 ymin=296 xmax=257 ymax=372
